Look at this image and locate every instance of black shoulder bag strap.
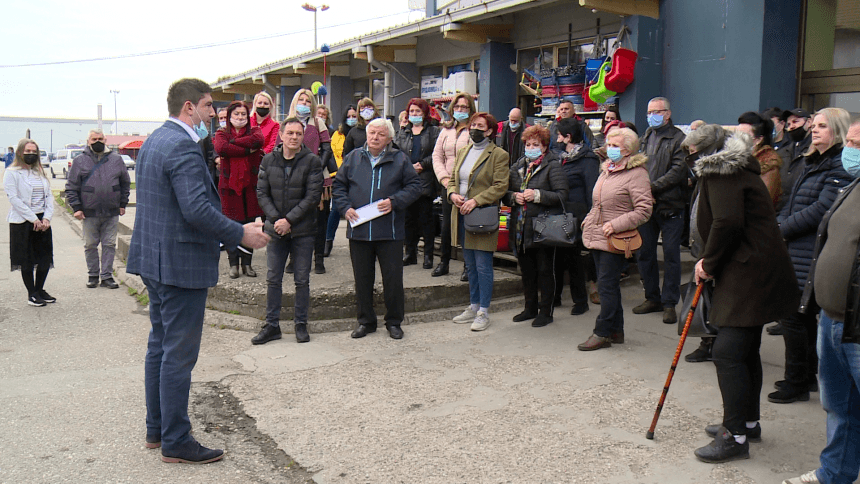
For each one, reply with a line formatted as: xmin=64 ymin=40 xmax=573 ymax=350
xmin=81 ymin=155 xmax=110 ymax=187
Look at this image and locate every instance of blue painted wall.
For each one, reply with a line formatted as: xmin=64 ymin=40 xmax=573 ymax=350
xmin=478 ymin=42 xmax=517 ymax=121
xmin=618 ymin=16 xmax=664 ymax=134
xmin=760 ymin=0 xmax=802 ymax=111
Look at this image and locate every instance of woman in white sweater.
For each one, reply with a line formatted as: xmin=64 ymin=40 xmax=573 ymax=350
xmin=4 ymin=138 xmax=55 ymax=307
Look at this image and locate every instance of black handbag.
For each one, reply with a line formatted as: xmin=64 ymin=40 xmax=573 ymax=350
xmin=461 ymin=158 xmax=500 ymax=234
xmin=531 ymin=201 xmax=577 ymax=247
xmin=677 ymin=274 xmax=718 ymax=337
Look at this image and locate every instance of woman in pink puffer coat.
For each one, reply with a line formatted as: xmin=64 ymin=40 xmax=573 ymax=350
xmin=578 ymin=127 xmax=653 ymax=351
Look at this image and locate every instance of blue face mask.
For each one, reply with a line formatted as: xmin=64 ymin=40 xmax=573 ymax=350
xmin=409 ymin=115 xmax=423 ymax=125
xmin=453 ymin=111 xmax=470 ymax=122
xmin=647 ymin=113 xmax=665 ymax=128
xmin=510 ymin=122 xmax=520 ymax=130
xmin=524 ymin=148 xmax=542 ymax=160
xmin=606 ymin=146 xmax=623 ymax=162
xmin=842 ymin=146 xmax=860 ymax=178
xmin=346 ymin=118 xmax=357 ymax=127
xmin=192 ymin=106 xmax=209 ymax=139
xmin=296 ymin=104 xmax=311 ymax=116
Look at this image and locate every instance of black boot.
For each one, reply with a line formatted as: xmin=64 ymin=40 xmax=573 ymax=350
xmin=432 ymin=260 xmax=449 ymax=277
xmin=685 ymin=338 xmax=714 ymax=363
xmin=323 ymin=240 xmax=333 ymax=257
xmin=460 ymin=267 xmax=469 ymax=282
xmin=252 ymin=325 xmax=282 ymax=345
xmin=295 ymin=323 xmax=310 ymax=343
xmin=314 ymin=255 xmax=326 ymax=274
xmin=403 ymin=248 xmax=418 ymax=266
xmin=423 ymin=252 xmax=433 ymax=269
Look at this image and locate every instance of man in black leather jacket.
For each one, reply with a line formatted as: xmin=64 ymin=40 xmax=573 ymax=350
xmin=633 ymin=97 xmax=687 ymax=324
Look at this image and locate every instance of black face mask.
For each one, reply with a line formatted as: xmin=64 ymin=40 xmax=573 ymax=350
xmin=788 ymin=126 xmax=807 ymax=143
xmin=91 ymin=141 xmax=105 ymax=153
xmin=23 ymin=153 xmax=39 ymax=165
xmin=256 ymin=107 xmax=270 ymax=118
xmin=470 ymin=128 xmax=486 ymax=144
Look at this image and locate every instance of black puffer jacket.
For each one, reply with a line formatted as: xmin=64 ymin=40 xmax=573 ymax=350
xmin=776 ymin=135 xmax=812 ymax=213
xmin=332 ymin=145 xmax=423 ymax=241
xmin=343 ymin=125 xmax=367 ymax=158
xmin=800 ymin=178 xmax=860 ymax=343
xmin=503 ymin=151 xmax=569 ymax=253
xmin=778 ymin=144 xmax=853 ymax=292
xmin=640 ymin=121 xmax=687 ymax=214
xmin=256 ymin=146 xmax=323 ymax=239
xmin=394 ymin=124 xmax=441 ymax=198
xmin=558 ymin=147 xmax=600 ymax=221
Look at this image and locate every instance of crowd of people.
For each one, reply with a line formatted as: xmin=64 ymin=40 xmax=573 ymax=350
xmin=5 ymin=77 xmax=860 ymax=480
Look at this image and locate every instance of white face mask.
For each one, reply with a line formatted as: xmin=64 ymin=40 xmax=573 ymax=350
xmin=219 ymin=121 xmax=227 ymax=129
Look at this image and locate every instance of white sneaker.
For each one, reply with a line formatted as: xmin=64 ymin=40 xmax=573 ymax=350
xmin=453 ymin=307 xmax=477 ymax=324
xmin=782 ymin=471 xmax=820 ymax=484
xmin=471 ymin=311 xmax=490 ymax=331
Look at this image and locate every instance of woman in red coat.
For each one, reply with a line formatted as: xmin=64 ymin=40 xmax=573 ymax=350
xmin=213 ymin=100 xmax=265 ymax=278
xmin=250 ymin=91 xmax=279 ymax=154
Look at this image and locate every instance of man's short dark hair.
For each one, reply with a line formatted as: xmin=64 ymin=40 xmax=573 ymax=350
xmin=167 ymin=78 xmax=211 ymax=117
xmin=558 ymin=99 xmax=574 ymax=108
xmin=280 ymin=117 xmax=304 ymax=132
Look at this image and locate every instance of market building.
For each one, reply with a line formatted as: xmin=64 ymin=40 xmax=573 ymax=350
xmin=211 ymin=0 xmax=859 ymax=131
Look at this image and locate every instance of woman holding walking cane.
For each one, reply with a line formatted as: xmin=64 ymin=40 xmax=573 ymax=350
xmin=689 ymin=131 xmax=798 ymax=463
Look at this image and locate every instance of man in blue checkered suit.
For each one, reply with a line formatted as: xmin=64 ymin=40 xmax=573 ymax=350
xmin=127 ymin=78 xmax=269 ymax=464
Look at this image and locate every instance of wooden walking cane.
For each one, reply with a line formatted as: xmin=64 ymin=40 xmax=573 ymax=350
xmin=645 ymin=282 xmax=705 ymax=440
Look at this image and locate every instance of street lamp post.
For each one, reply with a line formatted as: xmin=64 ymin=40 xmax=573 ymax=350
xmin=301 ymin=3 xmax=329 ymax=50
xmin=110 ymin=90 xmax=120 ymax=134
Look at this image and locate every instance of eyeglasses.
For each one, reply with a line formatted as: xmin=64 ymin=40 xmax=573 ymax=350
xmin=453 ymin=104 xmax=470 ymax=112
xmin=647 ymin=109 xmax=668 ymax=115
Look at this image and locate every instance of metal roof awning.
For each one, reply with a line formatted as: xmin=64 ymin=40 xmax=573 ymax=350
xmin=211 ymin=0 xmax=556 ymax=93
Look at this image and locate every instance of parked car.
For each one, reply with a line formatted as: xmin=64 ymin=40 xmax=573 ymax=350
xmin=120 ymin=154 xmax=135 ymax=170
xmin=49 ymin=148 xmax=84 ymax=179
xmin=40 ymin=150 xmax=49 ymax=169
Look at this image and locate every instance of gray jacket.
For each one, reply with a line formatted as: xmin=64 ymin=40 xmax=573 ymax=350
xmin=66 ymin=147 xmax=131 ymax=217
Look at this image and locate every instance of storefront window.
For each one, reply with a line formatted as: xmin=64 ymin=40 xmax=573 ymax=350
xmin=804 ymin=0 xmax=860 ymax=71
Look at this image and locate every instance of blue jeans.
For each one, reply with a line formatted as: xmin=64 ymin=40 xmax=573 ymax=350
xmin=815 ymin=312 xmax=860 ymax=484
xmin=326 ymin=205 xmax=340 ymax=241
xmin=265 ymin=235 xmax=314 ymax=327
xmin=592 ymin=250 xmax=627 ymax=337
xmin=637 ymin=210 xmax=684 ymax=307
xmin=142 ymin=277 xmax=208 ymax=451
xmin=458 ymin=215 xmax=494 ymax=309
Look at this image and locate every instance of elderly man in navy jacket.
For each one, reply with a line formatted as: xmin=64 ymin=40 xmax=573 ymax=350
xmin=127 ymin=78 xmax=269 ymax=464
xmin=333 ymin=118 xmax=422 ymax=340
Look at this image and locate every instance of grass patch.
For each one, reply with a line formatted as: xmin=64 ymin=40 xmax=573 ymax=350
xmin=227 ymin=310 xmax=240 ymax=315
xmin=129 ymin=182 xmax=135 ymax=190
xmin=136 ymin=293 xmax=149 ymax=306
xmin=128 ymin=287 xmax=138 ymax=296
xmin=53 ymin=191 xmax=73 ymax=214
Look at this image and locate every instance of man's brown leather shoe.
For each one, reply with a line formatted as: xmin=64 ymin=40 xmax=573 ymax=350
xmin=577 ymin=334 xmax=612 ymax=351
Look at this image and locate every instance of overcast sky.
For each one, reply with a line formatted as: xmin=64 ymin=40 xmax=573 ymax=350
xmin=1 ymin=0 xmax=419 ymax=120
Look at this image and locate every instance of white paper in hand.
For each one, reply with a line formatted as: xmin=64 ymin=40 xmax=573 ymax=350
xmin=349 ymin=200 xmax=386 ymax=228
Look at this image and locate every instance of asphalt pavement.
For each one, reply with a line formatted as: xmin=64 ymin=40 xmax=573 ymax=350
xmin=0 ymin=166 xmax=830 ymax=484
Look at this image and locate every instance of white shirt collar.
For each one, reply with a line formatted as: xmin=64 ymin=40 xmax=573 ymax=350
xmin=167 ymin=117 xmax=200 ymax=142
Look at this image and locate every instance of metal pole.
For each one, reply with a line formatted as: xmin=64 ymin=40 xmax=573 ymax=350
xmin=314 ymin=10 xmax=318 ymax=50
xmin=110 ymin=90 xmax=120 ymax=134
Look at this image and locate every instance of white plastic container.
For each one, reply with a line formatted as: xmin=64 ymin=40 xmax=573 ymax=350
xmin=450 ymin=71 xmax=477 ymax=94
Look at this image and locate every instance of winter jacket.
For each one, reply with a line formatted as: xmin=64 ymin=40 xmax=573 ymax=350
xmin=256 ymin=146 xmax=323 ymax=239
xmin=332 ymin=145 xmax=422 ymax=242
xmin=581 ymin=154 xmax=653 ymax=252
xmin=503 ymin=152 xmax=568 ymax=253
xmin=778 ymin=143 xmax=853 ymax=292
xmin=65 ymin=147 xmax=131 ymax=218
xmin=447 ymin=142 xmax=510 ymax=253
xmin=558 ymin=147 xmax=600 ymax=221
xmin=640 ymin=121 xmax=688 ymax=214
xmin=694 ymin=133 xmax=799 ymax=328
xmin=250 ymin=114 xmax=279 ymax=154
xmin=753 ymin=144 xmax=782 ymax=205
xmin=213 ymin=125 xmax=265 ymax=221
xmin=432 ymin=125 xmax=471 ymax=189
xmin=331 ymin=130 xmax=347 ymax=171
xmin=776 ymin=135 xmax=812 ymax=213
xmin=199 ymin=135 xmax=218 ymax=185
xmin=342 ymin=125 xmax=367 ymax=158
xmin=394 ymin=124 xmax=441 ymax=198
xmin=499 ymin=121 xmax=527 ymax=162
xmin=801 ymin=178 xmax=860 ymax=342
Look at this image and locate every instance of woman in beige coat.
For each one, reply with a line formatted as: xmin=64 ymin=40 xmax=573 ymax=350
xmin=578 ymin=127 xmax=653 ymax=351
xmin=447 ymin=112 xmax=510 ymax=331
xmin=432 ymin=92 xmax=476 ymax=278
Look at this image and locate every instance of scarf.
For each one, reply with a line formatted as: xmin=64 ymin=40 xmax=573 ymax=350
xmin=515 ymin=154 xmax=544 ymax=252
